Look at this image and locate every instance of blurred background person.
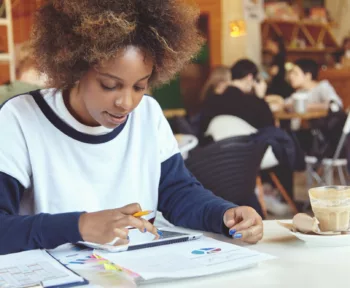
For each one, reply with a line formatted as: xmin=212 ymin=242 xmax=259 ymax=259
xmin=286 ymin=58 xmax=342 ymax=111
xmin=199 ymin=59 xmax=272 ymax=143
xmin=266 ymin=37 xmax=294 ymax=99
xmin=199 ymin=66 xmax=231 ymax=104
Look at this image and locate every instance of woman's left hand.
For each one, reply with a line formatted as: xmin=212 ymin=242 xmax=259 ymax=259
xmin=223 ymin=206 xmax=263 ymax=244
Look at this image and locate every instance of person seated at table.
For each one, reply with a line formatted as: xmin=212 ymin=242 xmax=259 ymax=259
xmin=199 ymin=59 xmax=295 ymax=216
xmin=286 ymin=59 xmax=346 ymax=155
xmin=0 ymin=0 xmax=264 ymax=255
xmin=286 ymin=58 xmax=343 ymax=110
xmin=266 ymin=37 xmax=294 ymax=99
xmin=179 ymin=66 xmax=231 ymax=137
xmin=199 ymin=66 xmax=231 ymax=104
xmin=199 ymin=59 xmax=273 ymax=140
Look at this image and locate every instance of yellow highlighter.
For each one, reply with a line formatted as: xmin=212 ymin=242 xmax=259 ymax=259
xmin=132 ymin=210 xmax=153 ymax=217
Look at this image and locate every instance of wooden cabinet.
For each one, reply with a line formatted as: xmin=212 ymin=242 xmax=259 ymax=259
xmin=319 ymin=68 xmax=350 ymax=109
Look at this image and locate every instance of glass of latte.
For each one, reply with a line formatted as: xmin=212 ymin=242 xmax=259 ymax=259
xmin=309 ymin=186 xmax=350 ymax=232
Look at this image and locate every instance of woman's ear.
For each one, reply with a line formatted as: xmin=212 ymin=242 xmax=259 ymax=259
xmin=305 ymin=72 xmax=313 ymax=82
xmin=245 ymin=73 xmax=254 ymax=82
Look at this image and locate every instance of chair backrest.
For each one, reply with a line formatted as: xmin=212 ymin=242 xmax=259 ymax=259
xmin=205 ymin=115 xmax=279 ymax=169
xmin=205 ymin=115 xmax=257 ymax=141
xmin=332 ymin=111 xmax=350 ymax=160
xmin=185 ymin=136 xmax=267 ymax=204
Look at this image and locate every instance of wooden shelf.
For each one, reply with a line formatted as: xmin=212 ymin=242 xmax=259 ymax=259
xmin=263 ymin=19 xmax=333 ymax=28
xmin=287 ymin=47 xmax=339 ymax=53
xmin=0 ymin=18 xmax=9 ymax=26
xmin=0 ymin=53 xmax=10 ymax=62
xmin=262 ymin=19 xmax=340 ymax=63
xmin=264 ymin=47 xmax=339 ymax=53
xmin=0 ymin=0 xmax=15 ymax=82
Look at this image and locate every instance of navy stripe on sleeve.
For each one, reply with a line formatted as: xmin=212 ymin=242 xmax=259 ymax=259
xmin=158 ymin=153 xmax=237 ymax=234
xmin=0 ymin=172 xmax=83 ymax=255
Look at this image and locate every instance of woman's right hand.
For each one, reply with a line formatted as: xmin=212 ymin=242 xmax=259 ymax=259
xmin=253 ymin=79 xmax=267 ymax=99
xmin=78 ymin=203 xmax=158 ymax=245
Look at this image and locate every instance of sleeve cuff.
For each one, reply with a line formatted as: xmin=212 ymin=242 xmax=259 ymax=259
xmin=40 ymin=212 xmax=84 ymax=249
xmin=209 ymin=202 xmax=237 ymax=235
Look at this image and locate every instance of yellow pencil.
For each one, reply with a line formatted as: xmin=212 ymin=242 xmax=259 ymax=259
xmin=133 ymin=210 xmax=153 ymax=217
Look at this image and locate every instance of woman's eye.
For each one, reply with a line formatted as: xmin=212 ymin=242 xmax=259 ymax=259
xmin=134 ymin=86 xmax=146 ymax=92
xmin=101 ymin=83 xmax=116 ymax=91
xmin=101 ymin=82 xmax=123 ymax=91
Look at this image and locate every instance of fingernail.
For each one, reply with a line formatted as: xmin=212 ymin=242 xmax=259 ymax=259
xmin=229 ymin=229 xmax=236 ymax=236
xmin=157 ymin=230 xmax=163 ymax=236
xmin=127 ymin=236 xmax=130 ymax=240
xmin=143 ymin=228 xmax=147 ymax=233
xmin=234 ymin=233 xmax=242 ymax=239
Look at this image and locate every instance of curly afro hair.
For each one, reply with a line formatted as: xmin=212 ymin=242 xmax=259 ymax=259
xmin=31 ymin=0 xmax=203 ymax=89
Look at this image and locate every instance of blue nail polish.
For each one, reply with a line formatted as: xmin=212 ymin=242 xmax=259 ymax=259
xmin=127 ymin=236 xmax=130 ymax=240
xmin=234 ymin=233 xmax=242 ymax=239
xmin=143 ymin=228 xmax=147 ymax=233
xmin=229 ymin=229 xmax=236 ymax=236
xmin=157 ymin=230 xmax=163 ymax=236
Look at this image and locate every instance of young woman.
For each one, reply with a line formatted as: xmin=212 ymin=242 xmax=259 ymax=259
xmin=0 ymin=0 xmax=263 ymax=255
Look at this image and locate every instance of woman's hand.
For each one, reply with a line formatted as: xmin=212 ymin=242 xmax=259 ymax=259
xmin=253 ymin=79 xmax=267 ymax=99
xmin=78 ymin=203 xmax=158 ymax=245
xmin=223 ymin=206 xmax=263 ymax=244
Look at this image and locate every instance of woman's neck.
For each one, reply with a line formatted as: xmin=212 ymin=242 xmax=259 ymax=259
xmin=302 ymin=80 xmax=318 ymax=91
xmin=63 ymin=86 xmax=99 ymax=127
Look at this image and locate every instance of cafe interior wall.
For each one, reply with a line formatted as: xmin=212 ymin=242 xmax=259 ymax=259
xmin=222 ymin=0 xmax=246 ymax=66
xmin=326 ymin=0 xmax=350 ymax=45
xmin=222 ymin=0 xmax=262 ymax=67
xmin=154 ymin=0 xmax=263 ymax=111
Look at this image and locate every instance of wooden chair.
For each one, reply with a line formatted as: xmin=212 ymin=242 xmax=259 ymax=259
xmin=205 ymin=115 xmax=298 ymax=218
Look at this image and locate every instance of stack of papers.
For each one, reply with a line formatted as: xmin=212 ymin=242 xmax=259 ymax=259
xmin=0 ymin=250 xmax=87 ymax=288
xmin=97 ymin=237 xmax=275 ymax=281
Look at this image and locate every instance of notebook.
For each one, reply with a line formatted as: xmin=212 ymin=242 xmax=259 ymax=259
xmin=0 ymin=250 xmax=88 ymax=288
xmin=79 ymin=227 xmax=202 ymax=252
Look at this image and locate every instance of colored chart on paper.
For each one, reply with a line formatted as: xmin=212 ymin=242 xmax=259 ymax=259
xmin=191 ymin=248 xmax=222 ymax=255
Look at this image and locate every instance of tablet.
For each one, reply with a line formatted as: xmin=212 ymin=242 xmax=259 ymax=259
xmin=78 ymin=228 xmax=202 ymax=253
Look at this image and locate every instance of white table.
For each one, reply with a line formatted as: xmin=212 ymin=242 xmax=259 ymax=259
xmin=175 ymin=134 xmax=198 ymax=159
xmin=73 ymin=220 xmax=349 ymax=288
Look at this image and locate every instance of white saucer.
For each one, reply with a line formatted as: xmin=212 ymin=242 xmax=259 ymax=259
xmin=290 ymin=231 xmax=350 ymax=247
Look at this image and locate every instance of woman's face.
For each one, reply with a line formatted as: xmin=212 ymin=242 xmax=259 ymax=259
xmin=72 ymin=46 xmax=154 ymax=128
xmin=288 ymin=65 xmax=307 ymax=89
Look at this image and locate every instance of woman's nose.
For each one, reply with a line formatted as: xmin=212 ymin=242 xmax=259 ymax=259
xmin=115 ymin=91 xmax=133 ymax=111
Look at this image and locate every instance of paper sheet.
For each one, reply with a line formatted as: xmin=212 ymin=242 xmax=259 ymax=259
xmin=0 ymin=250 xmax=85 ymax=288
xmin=48 ymin=244 xmax=93 ymax=266
xmin=48 ymin=244 xmax=139 ymax=287
xmin=97 ymin=237 xmax=275 ymax=281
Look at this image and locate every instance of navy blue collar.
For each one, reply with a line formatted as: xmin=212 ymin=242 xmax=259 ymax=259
xmin=30 ymin=90 xmax=128 ymax=144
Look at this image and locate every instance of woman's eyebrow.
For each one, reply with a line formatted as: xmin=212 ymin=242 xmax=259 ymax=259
xmin=98 ymin=72 xmax=151 ymax=82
